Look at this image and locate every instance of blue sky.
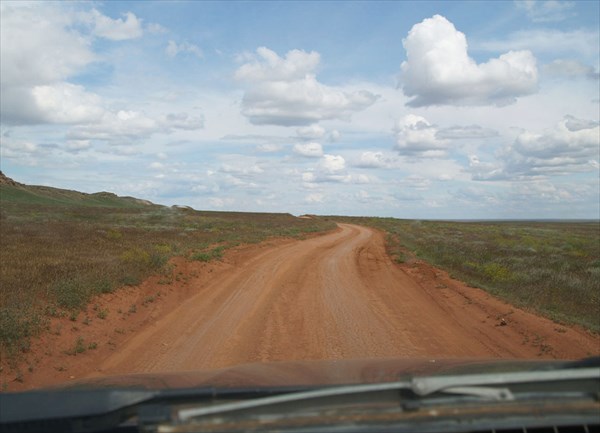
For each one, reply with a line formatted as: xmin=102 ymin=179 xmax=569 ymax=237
xmin=1 ymin=1 xmax=599 ymax=219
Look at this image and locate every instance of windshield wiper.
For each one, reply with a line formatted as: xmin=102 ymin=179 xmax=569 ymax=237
xmin=1 ymin=363 xmax=598 ymax=433
xmin=177 ymin=366 xmax=600 ymax=422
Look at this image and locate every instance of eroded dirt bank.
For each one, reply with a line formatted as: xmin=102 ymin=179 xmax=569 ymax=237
xmin=3 ymin=224 xmax=599 ymax=391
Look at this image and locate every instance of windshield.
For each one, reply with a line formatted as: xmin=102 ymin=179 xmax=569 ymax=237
xmin=1 ymin=0 xmax=599 ymax=409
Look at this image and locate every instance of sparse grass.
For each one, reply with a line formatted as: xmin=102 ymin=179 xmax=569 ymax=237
xmin=65 ymin=336 xmax=86 ymax=356
xmin=190 ymin=245 xmax=225 ymax=262
xmin=1 ymin=184 xmax=334 ymax=357
xmin=336 ymin=217 xmax=600 ymax=332
xmin=142 ymin=296 xmax=154 ymax=306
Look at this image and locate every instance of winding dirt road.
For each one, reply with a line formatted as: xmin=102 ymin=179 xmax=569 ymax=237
xmin=93 ymin=223 xmax=598 ymax=377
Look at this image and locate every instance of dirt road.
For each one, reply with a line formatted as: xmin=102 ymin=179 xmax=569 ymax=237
xmin=92 ymin=223 xmax=598 ymax=377
xmin=5 ymin=223 xmax=598 ymax=391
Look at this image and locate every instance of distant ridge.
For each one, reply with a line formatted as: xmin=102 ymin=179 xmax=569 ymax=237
xmin=0 ymin=171 xmax=23 ymax=187
xmin=0 ymin=172 xmax=159 ymax=209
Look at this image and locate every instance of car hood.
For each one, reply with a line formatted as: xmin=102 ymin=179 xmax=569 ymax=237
xmin=45 ymin=357 xmax=569 ymax=391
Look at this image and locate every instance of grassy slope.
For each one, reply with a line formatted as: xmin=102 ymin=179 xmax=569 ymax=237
xmin=0 ymin=183 xmax=335 ymax=356
xmin=334 ymin=217 xmax=600 ymax=332
xmin=0 ymin=183 xmax=151 ymax=208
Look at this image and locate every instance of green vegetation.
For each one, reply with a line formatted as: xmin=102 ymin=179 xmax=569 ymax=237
xmin=190 ymin=246 xmax=225 ymax=262
xmin=337 ymin=217 xmax=600 ymax=332
xmin=0 ymin=182 xmax=335 ymax=356
xmin=65 ymin=336 xmax=87 ymax=356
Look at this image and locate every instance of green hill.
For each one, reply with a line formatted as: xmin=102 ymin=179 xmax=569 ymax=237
xmin=0 ymin=172 xmax=157 ymax=209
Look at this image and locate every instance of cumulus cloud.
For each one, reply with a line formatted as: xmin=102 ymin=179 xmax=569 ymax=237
xmin=296 ymin=124 xmax=326 ymax=139
xmin=394 ymin=114 xmax=448 ymax=157
xmin=512 ymin=117 xmax=599 ymax=162
xmin=400 ymin=15 xmax=538 ymax=107
xmin=235 ymin=47 xmax=378 ymax=126
xmin=293 ymin=142 xmax=324 ymax=158
xmin=355 ymin=151 xmax=398 ymax=169
xmin=564 ymin=115 xmax=599 ymax=132
xmin=0 ymin=4 xmax=95 ymax=88
xmin=220 ymin=161 xmax=264 ymax=177
xmin=87 ymin=9 xmax=143 ymax=40
xmin=301 ymin=154 xmax=363 ymax=185
xmin=319 ymin=154 xmax=346 ymax=173
xmin=468 ymin=155 xmax=507 ymax=181
xmin=0 ymin=3 xmax=150 ymax=127
xmin=515 ymin=0 xmax=575 ymax=22
xmin=0 ymin=3 xmax=97 ymax=124
xmin=470 ymin=116 xmax=600 ymax=180
xmin=236 ymin=47 xmax=320 ymax=82
xmin=30 ymin=83 xmax=105 ymax=124
xmin=0 ymin=132 xmax=56 ymax=164
xmin=166 ymin=40 xmax=203 ymax=58
xmin=67 ymin=110 xmax=203 ymax=143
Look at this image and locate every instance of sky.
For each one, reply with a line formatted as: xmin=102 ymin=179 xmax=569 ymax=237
xmin=1 ymin=1 xmax=599 ymax=219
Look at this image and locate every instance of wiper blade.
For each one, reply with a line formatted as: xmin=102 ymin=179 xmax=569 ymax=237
xmin=178 ymin=380 xmax=412 ymax=421
xmin=177 ymin=366 xmax=600 ymax=422
xmin=411 ymin=366 xmax=600 ymax=396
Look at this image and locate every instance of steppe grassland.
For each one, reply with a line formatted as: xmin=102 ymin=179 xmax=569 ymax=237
xmin=335 ymin=217 xmax=600 ymax=332
xmin=0 ymin=197 xmax=334 ymax=356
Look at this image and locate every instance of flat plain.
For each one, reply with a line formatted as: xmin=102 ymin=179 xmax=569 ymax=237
xmin=1 ymin=177 xmax=599 ymax=391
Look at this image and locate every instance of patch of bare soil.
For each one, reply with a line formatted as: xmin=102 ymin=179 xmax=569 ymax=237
xmin=3 ymin=224 xmax=598 ymax=392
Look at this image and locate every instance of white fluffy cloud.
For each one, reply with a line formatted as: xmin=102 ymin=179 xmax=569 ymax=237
xmin=0 ymin=4 xmax=95 ymax=89
xmin=470 ymin=116 xmax=599 ymax=180
xmin=400 ymin=15 xmax=538 ymax=107
xmin=0 ymin=3 xmax=147 ymax=126
xmin=293 ymin=142 xmax=324 ymax=158
xmin=301 ymin=154 xmax=360 ymax=185
xmin=355 ymin=151 xmax=398 ymax=169
xmin=319 ymin=154 xmax=346 ymax=173
xmin=30 ymin=83 xmax=105 ymax=124
xmin=235 ymin=47 xmax=378 ymax=126
xmin=1 ymin=134 xmax=38 ymax=158
xmin=510 ymin=117 xmax=599 ymax=171
xmin=67 ymin=110 xmax=203 ymax=143
xmin=86 ymin=9 xmax=143 ymax=40
xmin=0 ymin=3 xmax=97 ymax=124
xmin=394 ymin=114 xmax=448 ymax=157
xmin=236 ymin=47 xmax=320 ymax=82
xmin=296 ymin=124 xmax=326 ymax=139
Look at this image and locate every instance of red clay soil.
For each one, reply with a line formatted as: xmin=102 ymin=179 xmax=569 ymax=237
xmin=2 ymin=224 xmax=599 ymax=391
